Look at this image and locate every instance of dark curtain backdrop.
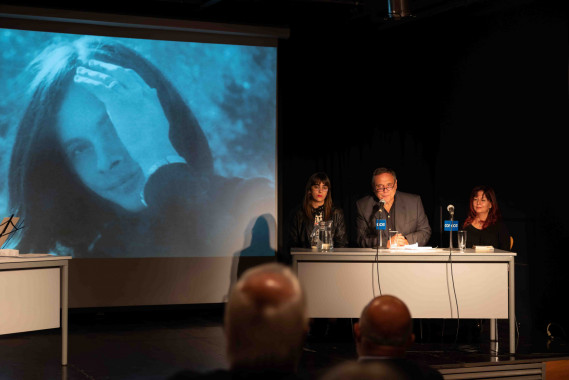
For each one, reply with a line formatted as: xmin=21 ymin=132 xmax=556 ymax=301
xmin=278 ymin=0 xmax=567 ymax=346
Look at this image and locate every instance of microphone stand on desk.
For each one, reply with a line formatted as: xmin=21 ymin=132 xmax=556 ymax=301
xmin=374 ymin=202 xmax=385 ymax=296
xmin=449 ymin=212 xmax=453 ymax=255
xmin=376 ymin=213 xmax=383 ymax=250
xmin=376 ymin=201 xmax=385 ymax=250
xmin=446 ymin=207 xmax=461 ymax=345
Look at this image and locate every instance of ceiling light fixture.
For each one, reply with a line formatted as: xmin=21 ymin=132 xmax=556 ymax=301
xmin=387 ymin=0 xmax=412 ymax=19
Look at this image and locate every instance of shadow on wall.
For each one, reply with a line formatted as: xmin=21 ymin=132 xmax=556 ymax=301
xmin=228 ymin=214 xmax=277 ymax=295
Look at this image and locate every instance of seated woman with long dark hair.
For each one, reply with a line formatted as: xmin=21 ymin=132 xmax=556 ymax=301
xmin=462 ymin=185 xmax=510 ymax=250
xmin=286 ymin=172 xmax=348 ymax=259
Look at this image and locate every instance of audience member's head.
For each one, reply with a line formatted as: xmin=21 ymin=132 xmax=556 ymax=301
xmin=320 ymin=360 xmax=410 ymax=380
xmin=224 ymin=263 xmax=308 ymax=372
xmin=354 ymin=295 xmax=414 ymax=358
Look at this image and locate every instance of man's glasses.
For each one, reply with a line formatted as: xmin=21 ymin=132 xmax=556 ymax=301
xmin=375 ymin=184 xmax=394 ymax=192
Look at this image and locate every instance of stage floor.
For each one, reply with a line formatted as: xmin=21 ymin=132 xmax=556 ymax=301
xmin=0 ymin=305 xmax=567 ymax=379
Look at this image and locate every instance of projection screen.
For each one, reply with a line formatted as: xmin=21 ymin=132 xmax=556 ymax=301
xmin=0 ymin=6 xmax=284 ymax=307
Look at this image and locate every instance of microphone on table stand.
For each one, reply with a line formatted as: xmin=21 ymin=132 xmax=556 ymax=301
xmin=374 ymin=199 xmax=386 ymax=297
xmin=376 ymin=199 xmax=385 ymax=249
xmin=447 ymin=204 xmax=455 ymax=252
xmin=446 ymin=204 xmax=460 ymax=334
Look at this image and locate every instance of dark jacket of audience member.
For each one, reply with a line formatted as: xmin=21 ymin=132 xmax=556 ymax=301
xmin=350 ymin=295 xmax=443 ymax=380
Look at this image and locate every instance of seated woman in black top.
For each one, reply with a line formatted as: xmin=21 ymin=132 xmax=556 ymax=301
xmin=288 ymin=172 xmax=348 ymax=254
xmin=462 ymin=185 xmax=510 ymax=251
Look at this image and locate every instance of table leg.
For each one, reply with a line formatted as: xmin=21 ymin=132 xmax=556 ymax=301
xmin=61 ymin=264 xmax=68 ymax=366
xmin=509 ymin=259 xmax=516 ymax=354
xmin=490 ymin=318 xmax=498 ymax=356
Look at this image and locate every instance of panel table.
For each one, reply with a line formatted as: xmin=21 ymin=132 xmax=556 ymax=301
xmin=0 ymin=255 xmax=71 ymax=365
xmin=292 ymin=248 xmax=516 ymax=354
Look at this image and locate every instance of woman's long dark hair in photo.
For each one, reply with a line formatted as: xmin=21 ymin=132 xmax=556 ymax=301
xmin=9 ymin=37 xmax=214 ymax=255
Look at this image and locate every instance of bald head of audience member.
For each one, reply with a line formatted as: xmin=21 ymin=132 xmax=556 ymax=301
xmin=224 ymin=263 xmax=308 ymax=372
xmin=354 ymin=295 xmax=415 ymax=358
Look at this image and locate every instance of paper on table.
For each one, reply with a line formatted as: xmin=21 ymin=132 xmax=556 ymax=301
xmin=404 ymin=243 xmax=433 ymax=249
xmin=0 ymin=249 xmax=19 ymax=256
xmin=474 ymin=245 xmax=494 ymax=252
xmin=390 ymin=243 xmax=433 ymax=250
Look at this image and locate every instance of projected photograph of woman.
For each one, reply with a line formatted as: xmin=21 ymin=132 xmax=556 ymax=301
xmin=2 ymin=34 xmax=276 ymax=258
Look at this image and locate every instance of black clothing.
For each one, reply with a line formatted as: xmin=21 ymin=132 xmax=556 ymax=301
xmin=288 ymin=204 xmax=348 ymax=248
xmin=464 ymin=221 xmax=510 ymax=251
xmin=280 ymin=204 xmax=348 ymax=265
xmin=167 ymin=369 xmax=303 ymax=380
xmin=359 ymin=357 xmax=443 ymax=380
xmin=376 ymin=204 xmax=397 ymax=248
xmin=85 ymin=164 xmax=274 ymax=258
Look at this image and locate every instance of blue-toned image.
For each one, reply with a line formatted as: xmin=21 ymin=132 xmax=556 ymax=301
xmin=0 ymin=29 xmax=277 ymax=258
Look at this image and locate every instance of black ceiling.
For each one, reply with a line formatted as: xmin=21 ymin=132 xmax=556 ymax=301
xmin=0 ymin=0 xmax=536 ymax=31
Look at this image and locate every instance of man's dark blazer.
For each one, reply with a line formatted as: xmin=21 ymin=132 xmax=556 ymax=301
xmin=355 ymin=191 xmax=431 ymax=248
xmin=167 ymin=369 xmax=303 ymax=380
xmin=359 ymin=357 xmax=443 ymax=380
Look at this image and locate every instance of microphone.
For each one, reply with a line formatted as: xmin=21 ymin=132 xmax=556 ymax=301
xmin=376 ymin=199 xmax=386 ymax=249
xmin=377 ymin=199 xmax=385 ymax=216
xmin=447 ymin=204 xmax=455 ymax=216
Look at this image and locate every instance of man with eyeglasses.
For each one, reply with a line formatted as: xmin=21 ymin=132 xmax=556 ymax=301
xmin=356 ymin=167 xmax=431 ymax=248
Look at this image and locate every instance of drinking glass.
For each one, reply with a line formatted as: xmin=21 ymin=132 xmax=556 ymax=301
xmin=318 ymin=221 xmax=333 ymax=252
xmin=457 ymin=230 xmax=467 ymax=251
xmin=389 ymin=230 xmax=399 ymax=248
